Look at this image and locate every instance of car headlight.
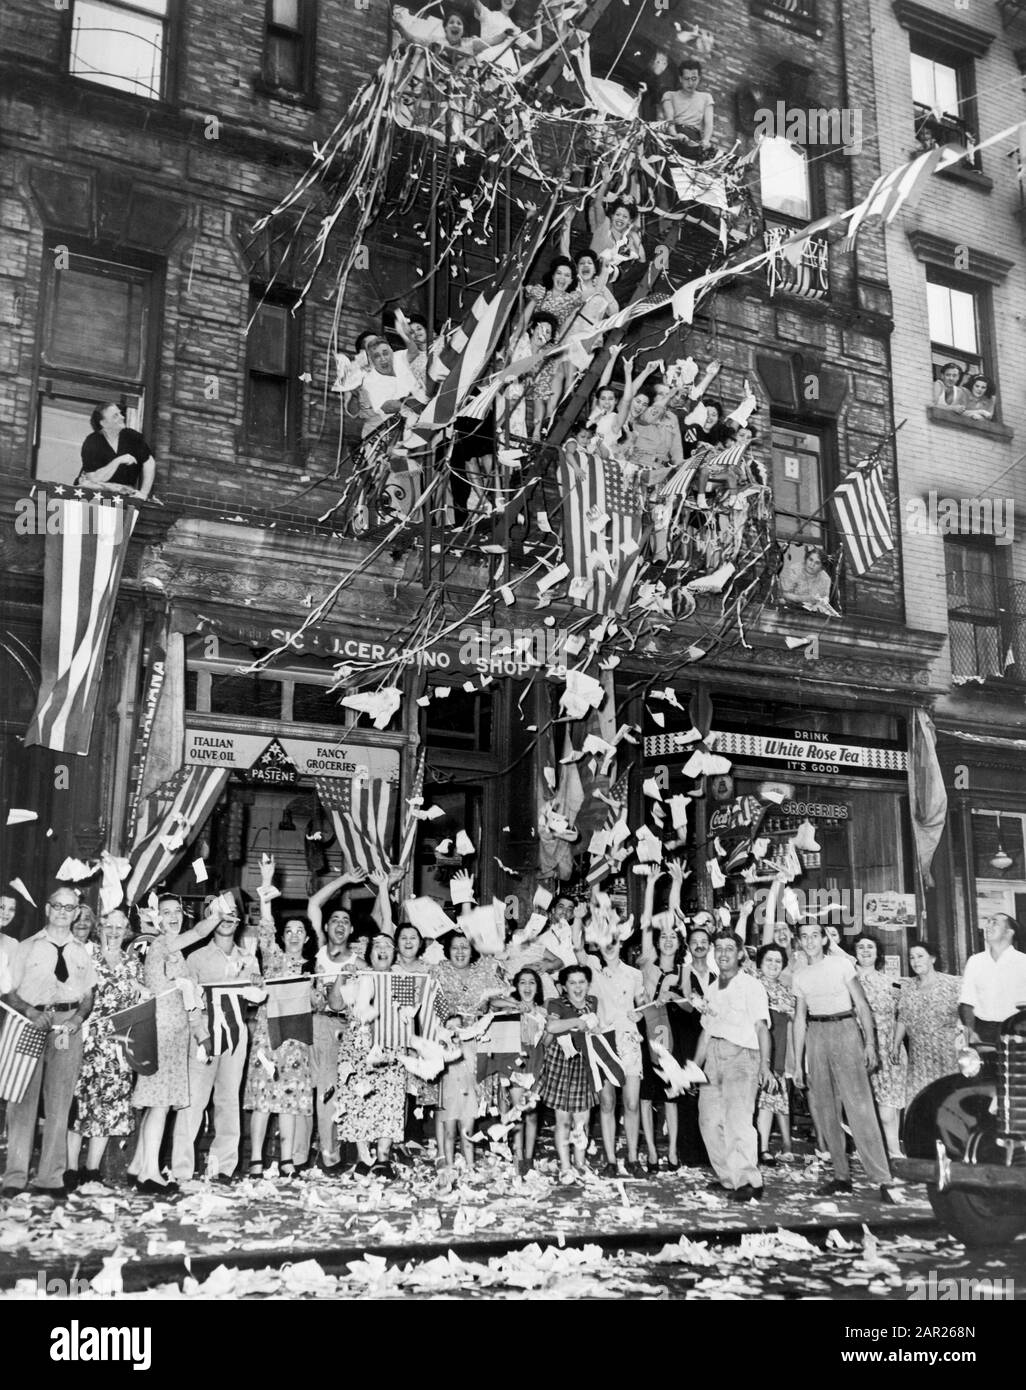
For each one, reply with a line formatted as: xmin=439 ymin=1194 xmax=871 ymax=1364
xmin=957 ymin=1047 xmax=982 ymax=1078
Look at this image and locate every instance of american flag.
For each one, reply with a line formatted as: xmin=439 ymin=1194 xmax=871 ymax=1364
xmin=204 ymin=983 xmax=248 ymax=1055
xmin=23 ymin=489 xmax=137 ymax=755
xmin=560 ymin=450 xmax=645 ymax=616
xmin=126 ymin=766 xmax=230 ymax=905
xmin=397 ymin=748 xmax=426 ymax=870
xmin=828 ymin=460 xmax=894 ymax=576
xmin=409 ymin=192 xmax=559 ymax=444
xmin=314 ymin=776 xmax=393 ymax=876
xmin=367 ymin=972 xmax=443 ymax=1051
xmin=0 ymin=1001 xmax=47 ymax=1104
xmin=840 ymin=147 xmax=942 ymax=251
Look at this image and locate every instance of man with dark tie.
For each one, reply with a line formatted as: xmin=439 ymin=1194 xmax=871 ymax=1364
xmin=1 ymin=886 xmax=96 ymax=1198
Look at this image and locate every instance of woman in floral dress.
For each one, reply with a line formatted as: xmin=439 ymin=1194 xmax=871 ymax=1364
xmin=67 ymin=909 xmax=143 ymax=1185
xmin=130 ymin=895 xmax=218 ymax=1192
xmin=329 ymin=932 xmax=410 ymax=1178
xmin=244 ymin=915 xmax=314 ymax=1178
xmin=853 ymin=934 xmax=907 ymax=1158
xmin=893 ymin=939 xmax=963 ymax=1107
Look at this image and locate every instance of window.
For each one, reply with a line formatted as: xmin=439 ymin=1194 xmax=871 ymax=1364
xmin=760 ymin=139 xmax=829 ymax=300
xmin=908 ymin=38 xmax=978 ymax=167
xmin=69 ymin=0 xmax=169 ymax=100
xmin=34 ymin=246 xmax=158 ymax=485
xmin=945 ymin=542 xmax=1026 ymax=683
xmin=424 ymin=689 xmax=494 ymax=752
xmin=260 ymin=0 xmax=317 ymax=101
xmin=246 ymin=289 xmax=302 ymax=452
xmin=770 ymin=424 xmax=827 ymax=545
xmin=926 ymin=271 xmax=983 ymax=382
xmin=759 ymin=138 xmax=811 ymax=221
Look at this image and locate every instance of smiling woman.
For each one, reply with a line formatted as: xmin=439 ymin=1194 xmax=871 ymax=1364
xmin=77 ymin=401 xmax=156 ymax=499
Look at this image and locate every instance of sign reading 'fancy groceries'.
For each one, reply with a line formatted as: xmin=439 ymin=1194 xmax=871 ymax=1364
xmin=184 ymin=728 xmax=400 ymax=782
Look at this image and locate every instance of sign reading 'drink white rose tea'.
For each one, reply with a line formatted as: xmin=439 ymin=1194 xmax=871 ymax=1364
xmin=184 ymin=729 xmax=400 ymax=782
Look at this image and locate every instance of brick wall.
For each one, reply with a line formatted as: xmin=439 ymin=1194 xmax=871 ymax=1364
xmin=0 ymin=0 xmax=912 ymax=621
xmin=869 ymin=0 xmax=1026 ymax=729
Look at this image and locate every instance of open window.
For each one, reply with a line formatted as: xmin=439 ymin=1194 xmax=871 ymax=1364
xmin=759 ymin=138 xmax=828 ymax=300
xmin=34 ymin=245 xmax=160 ymax=485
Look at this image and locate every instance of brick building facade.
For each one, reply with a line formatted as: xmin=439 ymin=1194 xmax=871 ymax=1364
xmin=0 ymin=0 xmax=979 ymax=965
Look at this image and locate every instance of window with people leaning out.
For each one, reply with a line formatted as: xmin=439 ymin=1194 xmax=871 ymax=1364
xmin=926 ymin=273 xmax=996 ymax=422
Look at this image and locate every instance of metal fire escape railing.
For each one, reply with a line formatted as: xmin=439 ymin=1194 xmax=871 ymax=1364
xmin=946 ymin=566 xmax=1026 ymax=684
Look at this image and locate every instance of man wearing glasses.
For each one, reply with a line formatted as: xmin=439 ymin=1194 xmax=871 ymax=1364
xmin=959 ymin=914 xmax=1026 ymax=1047
xmin=1 ymin=888 xmax=96 ymax=1198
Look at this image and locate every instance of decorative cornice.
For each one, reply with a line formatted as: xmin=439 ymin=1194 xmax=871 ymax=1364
xmin=907 ymin=230 xmax=1015 ymax=284
xmin=892 ymin=0 xmax=995 ymax=56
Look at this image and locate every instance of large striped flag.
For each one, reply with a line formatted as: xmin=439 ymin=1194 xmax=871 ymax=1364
xmin=23 ymin=488 xmax=137 ymax=755
xmin=126 ymin=766 xmax=230 ymax=905
xmin=840 ymin=147 xmax=943 ymax=251
xmin=560 ymin=450 xmax=645 ymax=616
xmin=204 ymin=983 xmax=249 ymax=1055
xmin=828 ymin=460 xmax=894 ymax=577
xmin=367 ymin=971 xmax=443 ymax=1051
xmin=409 ymin=191 xmax=561 ymax=443
xmin=313 ymin=776 xmax=393 ymax=876
xmin=0 ymin=1000 xmax=47 ymax=1103
xmin=265 ymin=975 xmax=314 ymax=1048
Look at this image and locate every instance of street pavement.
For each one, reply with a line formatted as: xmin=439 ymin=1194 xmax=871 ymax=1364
xmin=5 ymin=1143 xmax=1009 ymax=1300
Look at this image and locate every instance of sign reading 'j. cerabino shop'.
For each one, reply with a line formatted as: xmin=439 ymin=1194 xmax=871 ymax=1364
xmin=184 ymin=729 xmax=401 ymax=782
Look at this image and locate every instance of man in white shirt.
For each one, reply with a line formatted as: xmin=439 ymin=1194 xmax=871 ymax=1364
xmin=171 ymin=908 xmax=260 ymax=1183
xmin=693 ymin=932 xmax=770 ymax=1200
xmin=310 ymin=906 xmax=365 ymax=1171
xmin=792 ymin=922 xmax=895 ymax=1199
xmin=959 ymin=914 xmax=1026 ymax=1046
xmin=2 ymin=887 xmax=96 ymax=1197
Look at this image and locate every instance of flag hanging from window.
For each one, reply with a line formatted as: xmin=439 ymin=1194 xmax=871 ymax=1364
xmin=265 ymin=976 xmax=314 ymax=1048
xmin=839 ymin=147 xmax=942 ymax=252
xmin=108 ymin=996 xmax=159 ymax=1076
xmin=0 ymin=1001 xmax=47 ymax=1103
xmin=23 ymin=488 xmax=138 ymax=756
xmin=560 ymin=450 xmax=645 ymax=616
xmin=313 ymin=776 xmax=394 ymax=876
xmin=828 ymin=460 xmax=893 ymax=577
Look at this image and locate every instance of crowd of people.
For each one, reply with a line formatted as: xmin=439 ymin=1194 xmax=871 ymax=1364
xmin=3 ymin=868 xmax=1025 ymax=1204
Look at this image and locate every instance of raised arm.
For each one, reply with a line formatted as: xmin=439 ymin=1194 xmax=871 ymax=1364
xmin=368 ymin=868 xmax=395 ymax=937
xmin=177 ymin=901 xmax=220 ymax=951
xmin=307 ymin=863 xmax=366 ymax=946
xmin=589 ymin=171 xmax=613 ymax=234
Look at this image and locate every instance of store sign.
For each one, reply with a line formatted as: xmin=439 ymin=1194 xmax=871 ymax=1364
xmin=645 ymin=727 xmax=907 ymax=779
xmin=184 ymin=729 xmax=401 ymax=782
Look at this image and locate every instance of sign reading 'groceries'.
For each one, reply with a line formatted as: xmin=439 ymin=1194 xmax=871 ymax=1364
xmin=185 ymin=729 xmax=401 ymax=782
